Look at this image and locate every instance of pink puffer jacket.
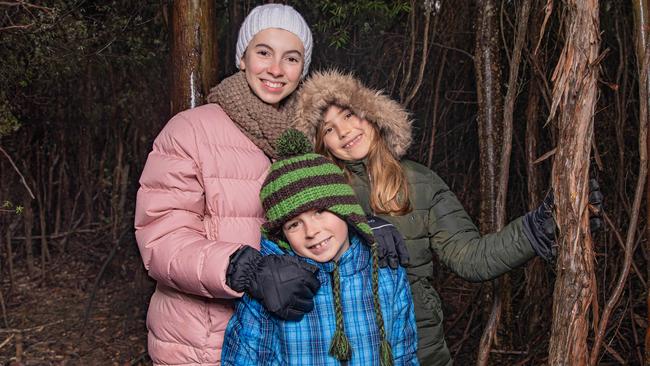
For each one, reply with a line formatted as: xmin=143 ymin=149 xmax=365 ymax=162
xmin=135 ymin=103 xmax=270 ymax=365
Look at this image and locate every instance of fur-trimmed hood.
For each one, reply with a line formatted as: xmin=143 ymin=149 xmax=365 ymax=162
xmin=294 ymin=70 xmax=412 ymax=159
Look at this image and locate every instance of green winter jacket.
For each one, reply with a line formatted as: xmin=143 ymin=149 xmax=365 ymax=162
xmin=294 ymin=70 xmax=537 ymax=366
xmin=346 ymin=159 xmax=535 ymax=365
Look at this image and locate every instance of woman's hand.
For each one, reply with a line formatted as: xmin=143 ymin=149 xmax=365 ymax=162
xmin=226 ymin=246 xmax=321 ymax=320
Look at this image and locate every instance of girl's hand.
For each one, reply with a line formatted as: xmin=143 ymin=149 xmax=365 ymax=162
xmin=367 ymin=215 xmax=410 ymax=269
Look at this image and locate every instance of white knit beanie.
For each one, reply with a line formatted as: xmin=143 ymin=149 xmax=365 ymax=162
xmin=236 ymin=4 xmax=313 ymax=78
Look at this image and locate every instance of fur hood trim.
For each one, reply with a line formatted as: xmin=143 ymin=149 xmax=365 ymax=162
xmin=294 ymin=70 xmax=412 ymax=159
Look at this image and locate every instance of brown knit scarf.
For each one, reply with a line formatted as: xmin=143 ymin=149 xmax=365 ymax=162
xmin=207 ymin=71 xmax=296 ymax=159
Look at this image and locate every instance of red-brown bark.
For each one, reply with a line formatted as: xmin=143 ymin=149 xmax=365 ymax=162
xmin=169 ymin=0 xmax=219 ymax=115
xmin=547 ymin=0 xmax=600 ymax=364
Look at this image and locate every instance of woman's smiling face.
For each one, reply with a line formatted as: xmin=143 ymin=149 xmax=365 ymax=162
xmin=320 ymin=105 xmax=375 ymax=161
xmin=239 ymin=28 xmax=304 ymax=107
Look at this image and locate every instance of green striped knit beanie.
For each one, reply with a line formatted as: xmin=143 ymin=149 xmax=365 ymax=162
xmin=260 ymin=129 xmax=395 ymax=366
xmin=261 ymin=129 xmax=374 ymax=249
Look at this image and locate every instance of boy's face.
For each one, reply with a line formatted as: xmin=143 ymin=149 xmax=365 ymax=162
xmin=282 ymin=209 xmax=350 ymax=263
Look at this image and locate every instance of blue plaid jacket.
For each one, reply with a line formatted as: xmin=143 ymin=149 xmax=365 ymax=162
xmin=221 ymin=235 xmax=419 ymax=366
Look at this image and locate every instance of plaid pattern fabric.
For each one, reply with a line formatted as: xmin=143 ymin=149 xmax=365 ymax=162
xmin=221 ymin=235 xmax=419 ymax=366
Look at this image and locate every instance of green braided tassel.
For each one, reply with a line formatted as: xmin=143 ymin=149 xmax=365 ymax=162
xmin=379 ymin=339 xmax=394 ymax=366
xmin=328 ymin=327 xmax=352 ymax=361
xmin=329 ymin=264 xmax=352 ymax=362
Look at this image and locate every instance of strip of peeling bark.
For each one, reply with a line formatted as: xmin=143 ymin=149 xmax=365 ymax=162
xmin=547 ymin=0 xmax=600 ymax=364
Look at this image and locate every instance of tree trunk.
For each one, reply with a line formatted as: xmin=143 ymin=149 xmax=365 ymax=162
xmin=169 ymin=0 xmax=219 ymax=115
xmin=547 ymin=1 xmax=600 ymax=364
xmin=523 ymin=0 xmax=549 ymax=343
xmin=474 ymin=1 xmax=503 ymax=364
xmin=23 ymin=190 xmax=34 ymax=276
xmin=631 ymin=1 xmax=650 ymax=364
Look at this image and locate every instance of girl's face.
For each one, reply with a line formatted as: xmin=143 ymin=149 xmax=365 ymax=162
xmin=239 ymin=28 xmax=304 ymax=107
xmin=321 ymin=105 xmax=375 ymax=161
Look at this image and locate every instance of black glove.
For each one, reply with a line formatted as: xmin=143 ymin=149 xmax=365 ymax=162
xmin=367 ymin=215 xmax=410 ymax=269
xmin=523 ymin=190 xmax=556 ymax=262
xmin=226 ymin=246 xmax=321 ymax=320
xmin=587 ymin=178 xmax=604 ymax=232
xmin=523 ymin=178 xmax=604 ymax=262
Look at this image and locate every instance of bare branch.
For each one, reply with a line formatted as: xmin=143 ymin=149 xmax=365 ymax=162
xmin=0 ymin=146 xmax=35 ymax=199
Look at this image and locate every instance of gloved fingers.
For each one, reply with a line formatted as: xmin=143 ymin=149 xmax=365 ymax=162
xmin=300 ymin=273 xmax=322 ymax=295
xmin=386 ymin=253 xmax=399 ymax=269
xmin=589 ymin=217 xmax=603 ymax=233
xmin=377 ymin=247 xmax=389 ymax=268
xmin=288 ymin=296 xmax=315 ymax=315
xmin=541 ymin=216 xmax=556 ymax=241
xmin=375 ymin=240 xmax=394 ymax=268
xmin=293 ymin=258 xmax=320 ymax=274
xmin=262 ymin=295 xmax=283 ymax=315
xmin=382 ymin=232 xmax=400 ymax=269
xmin=588 ymin=190 xmax=603 ymax=209
xmin=589 ymin=178 xmax=600 ymax=192
xmin=392 ymin=230 xmax=410 ymax=266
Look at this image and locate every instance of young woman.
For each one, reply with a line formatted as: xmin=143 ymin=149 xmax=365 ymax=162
xmin=294 ymin=70 xmax=557 ymax=366
xmin=134 ymin=5 xmax=320 ymax=365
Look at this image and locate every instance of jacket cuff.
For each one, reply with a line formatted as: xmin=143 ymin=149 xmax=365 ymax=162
xmin=201 ymin=241 xmax=248 ymax=299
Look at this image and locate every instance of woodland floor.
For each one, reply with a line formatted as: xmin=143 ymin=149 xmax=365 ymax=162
xmin=1 ymin=244 xmax=154 ymax=366
xmin=0 ymin=240 xmax=551 ymax=366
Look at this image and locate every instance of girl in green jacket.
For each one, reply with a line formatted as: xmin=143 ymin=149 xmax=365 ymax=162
xmin=293 ymin=70 xmax=558 ymax=366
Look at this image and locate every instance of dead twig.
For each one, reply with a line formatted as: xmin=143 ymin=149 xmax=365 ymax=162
xmin=602 ymin=211 xmax=647 ymax=288
xmin=0 ymin=146 xmax=35 ymax=199
xmin=0 ymin=333 xmax=13 ymax=350
xmin=0 ymin=288 xmax=7 ymax=328
xmin=79 ymin=227 xmax=129 ymax=336
xmin=0 ymin=319 xmax=64 ymax=333
xmin=129 ymin=350 xmax=149 ymax=365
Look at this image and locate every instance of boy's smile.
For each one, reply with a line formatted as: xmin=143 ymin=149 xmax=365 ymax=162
xmin=282 ymin=209 xmax=350 ymax=263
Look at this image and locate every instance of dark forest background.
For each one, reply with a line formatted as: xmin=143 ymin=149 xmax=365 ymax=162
xmin=1 ymin=0 xmax=648 ymax=365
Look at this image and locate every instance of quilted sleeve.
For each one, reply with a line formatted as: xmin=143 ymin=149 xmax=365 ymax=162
xmin=134 ymin=112 xmax=243 ymax=299
xmin=428 ymin=172 xmax=536 ymax=282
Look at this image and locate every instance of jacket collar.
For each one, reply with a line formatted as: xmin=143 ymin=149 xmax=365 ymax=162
xmin=344 ymin=159 xmax=368 ymax=177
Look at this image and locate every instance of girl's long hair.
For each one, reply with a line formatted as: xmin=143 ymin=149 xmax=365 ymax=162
xmin=315 ymin=118 xmax=411 ymax=216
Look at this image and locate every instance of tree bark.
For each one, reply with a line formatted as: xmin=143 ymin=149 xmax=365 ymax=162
xmin=169 ymin=0 xmax=219 ymax=115
xmin=523 ymin=0 xmax=549 ymax=342
xmin=474 ymin=1 xmax=503 ymax=364
xmin=547 ymin=1 xmax=600 ymax=364
xmin=631 ymin=1 xmax=650 ymax=364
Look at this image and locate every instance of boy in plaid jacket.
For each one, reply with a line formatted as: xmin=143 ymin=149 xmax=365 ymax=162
xmin=221 ymin=130 xmax=419 ymax=366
